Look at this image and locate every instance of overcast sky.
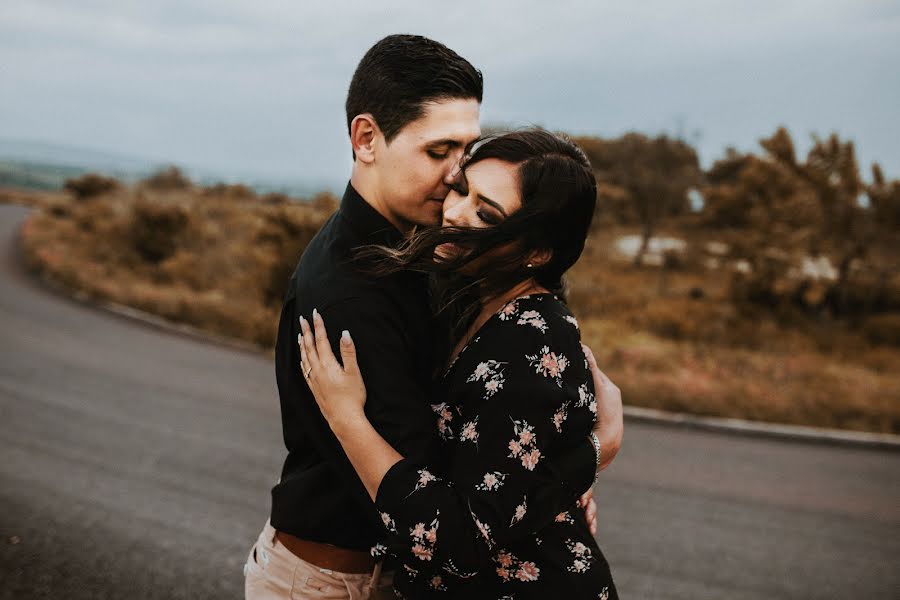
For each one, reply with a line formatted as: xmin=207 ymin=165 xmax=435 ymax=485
xmin=2 ymin=0 xmax=898 ymax=189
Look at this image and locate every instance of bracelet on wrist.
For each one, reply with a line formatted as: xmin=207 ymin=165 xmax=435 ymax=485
xmin=589 ymin=431 xmax=602 ymax=481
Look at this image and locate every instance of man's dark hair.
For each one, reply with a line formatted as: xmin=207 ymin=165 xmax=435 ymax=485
xmin=346 ymin=34 xmax=483 ymax=148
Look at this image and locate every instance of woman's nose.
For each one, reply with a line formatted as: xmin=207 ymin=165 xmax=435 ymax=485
xmin=442 ymin=197 xmax=464 ymax=227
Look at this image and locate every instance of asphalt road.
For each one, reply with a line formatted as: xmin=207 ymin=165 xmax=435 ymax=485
xmin=1 ymin=204 xmax=898 ymax=599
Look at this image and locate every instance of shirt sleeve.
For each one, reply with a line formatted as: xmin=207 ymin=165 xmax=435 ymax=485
xmin=373 ymin=305 xmax=597 ymax=576
xmin=277 ymin=291 xmax=442 ymax=531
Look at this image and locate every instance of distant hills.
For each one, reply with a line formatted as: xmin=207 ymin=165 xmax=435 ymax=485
xmin=0 ymin=138 xmax=340 ymax=197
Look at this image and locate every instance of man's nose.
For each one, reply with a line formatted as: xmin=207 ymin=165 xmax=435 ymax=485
xmin=443 ymin=153 xmax=465 ymax=185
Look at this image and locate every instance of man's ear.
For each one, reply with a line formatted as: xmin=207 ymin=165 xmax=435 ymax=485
xmin=350 ymin=114 xmax=379 ymax=164
xmin=527 ymin=248 xmax=553 ymax=269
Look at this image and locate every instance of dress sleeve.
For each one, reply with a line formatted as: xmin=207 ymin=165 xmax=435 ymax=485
xmin=373 ymin=304 xmax=596 ymax=577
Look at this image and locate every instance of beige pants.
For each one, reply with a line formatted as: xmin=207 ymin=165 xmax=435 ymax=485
xmin=244 ymin=520 xmax=394 ymax=600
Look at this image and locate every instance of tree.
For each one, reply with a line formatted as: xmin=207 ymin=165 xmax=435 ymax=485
xmin=575 ymin=133 xmax=702 ymax=266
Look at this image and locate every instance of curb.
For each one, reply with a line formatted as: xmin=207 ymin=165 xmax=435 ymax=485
xmin=14 ymin=212 xmax=900 ymax=451
xmin=623 ymin=406 xmax=900 ymax=450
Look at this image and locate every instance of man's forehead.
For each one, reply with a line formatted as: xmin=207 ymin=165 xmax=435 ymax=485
xmin=407 ymin=98 xmax=481 ymax=145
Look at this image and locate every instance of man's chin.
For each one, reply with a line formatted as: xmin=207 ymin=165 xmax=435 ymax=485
xmin=413 ymin=201 xmax=444 ymax=227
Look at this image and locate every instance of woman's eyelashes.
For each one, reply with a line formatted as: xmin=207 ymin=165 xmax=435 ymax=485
xmin=476 ymin=210 xmax=500 ymax=225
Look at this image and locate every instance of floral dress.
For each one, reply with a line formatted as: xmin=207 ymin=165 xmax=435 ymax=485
xmin=373 ymin=293 xmax=618 ymax=599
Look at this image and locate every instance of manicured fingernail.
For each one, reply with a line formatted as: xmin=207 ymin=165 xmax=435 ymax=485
xmin=312 ymin=308 xmax=319 ymax=319
xmin=299 ymin=316 xmax=307 ymax=326
xmin=341 ymin=330 xmax=351 ymax=342
xmin=297 ymin=333 xmax=302 ymax=345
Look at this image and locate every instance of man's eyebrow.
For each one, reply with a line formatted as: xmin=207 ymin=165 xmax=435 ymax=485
xmin=478 ymin=194 xmax=508 ymax=216
xmin=424 ymin=139 xmax=464 ymax=148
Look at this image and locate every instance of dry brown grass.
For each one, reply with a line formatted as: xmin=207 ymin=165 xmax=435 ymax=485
xmin=17 ymin=182 xmax=335 ymax=349
xmin=12 ymin=184 xmax=900 ymax=433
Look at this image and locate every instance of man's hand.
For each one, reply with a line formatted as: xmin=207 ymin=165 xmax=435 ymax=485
xmin=583 ymin=343 xmax=623 ymax=471
xmin=577 ymin=488 xmax=598 ymax=536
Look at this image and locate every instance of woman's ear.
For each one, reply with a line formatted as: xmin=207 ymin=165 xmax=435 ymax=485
xmin=350 ymin=114 xmax=380 ymax=164
xmin=527 ymin=248 xmax=553 ymax=269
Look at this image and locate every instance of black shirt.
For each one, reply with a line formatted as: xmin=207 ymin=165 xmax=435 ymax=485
xmin=270 ymin=182 xmax=441 ymax=550
xmin=269 ymin=183 xmax=597 ymax=553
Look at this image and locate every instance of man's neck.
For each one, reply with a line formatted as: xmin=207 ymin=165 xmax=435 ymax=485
xmin=349 ymin=171 xmax=412 ymax=235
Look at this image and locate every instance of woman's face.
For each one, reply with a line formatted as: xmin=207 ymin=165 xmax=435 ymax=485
xmin=435 ymin=158 xmax=522 ymax=264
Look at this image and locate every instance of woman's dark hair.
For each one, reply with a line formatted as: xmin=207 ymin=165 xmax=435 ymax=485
xmin=355 ymin=129 xmax=597 ymax=354
xmin=346 ymin=34 xmax=483 ymax=147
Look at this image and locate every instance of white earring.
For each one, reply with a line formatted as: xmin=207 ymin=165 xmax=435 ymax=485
xmin=526 ymin=263 xmax=533 ymax=268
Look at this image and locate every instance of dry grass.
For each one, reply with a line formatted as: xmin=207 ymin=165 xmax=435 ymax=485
xmin=17 ymin=183 xmax=336 ymax=349
xmin=11 ymin=184 xmax=900 ymax=434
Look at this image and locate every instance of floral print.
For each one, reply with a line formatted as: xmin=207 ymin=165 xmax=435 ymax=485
xmin=566 ymin=538 xmax=595 ymax=573
xmin=374 ymin=294 xmax=617 ymax=598
xmin=517 ymin=309 xmax=548 ymax=332
xmin=460 ymin=417 xmax=479 ymax=445
xmin=508 ymin=419 xmax=543 ymax=471
xmin=552 ymin=400 xmax=570 ymax=433
xmin=555 ymin=510 xmax=575 ymax=525
xmin=494 ymin=550 xmax=541 ymax=583
xmin=476 ymin=470 xmax=508 ymax=491
xmin=466 ymin=359 xmax=506 ymax=399
xmin=576 ymin=383 xmax=598 ymax=417
xmin=410 ymin=515 xmax=440 ymax=562
xmin=526 ymin=345 xmax=570 ymax=387
xmin=380 ymin=511 xmax=396 ymax=533
xmin=510 ymin=496 xmax=528 ymax=526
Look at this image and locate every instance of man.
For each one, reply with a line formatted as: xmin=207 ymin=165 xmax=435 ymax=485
xmin=244 ymin=34 xmax=623 ymax=600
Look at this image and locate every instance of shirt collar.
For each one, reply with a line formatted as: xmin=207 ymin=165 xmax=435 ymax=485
xmin=339 ymin=181 xmax=404 ymax=248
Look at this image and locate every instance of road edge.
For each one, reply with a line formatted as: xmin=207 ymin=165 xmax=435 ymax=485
xmin=623 ymin=406 xmax=900 ymax=450
xmin=12 ymin=209 xmax=900 ymax=450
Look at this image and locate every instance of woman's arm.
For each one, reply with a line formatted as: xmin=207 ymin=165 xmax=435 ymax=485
xmin=299 ymin=307 xmax=602 ymax=574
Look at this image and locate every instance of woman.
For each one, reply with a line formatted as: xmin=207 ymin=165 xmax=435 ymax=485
xmin=299 ymin=130 xmax=620 ymax=598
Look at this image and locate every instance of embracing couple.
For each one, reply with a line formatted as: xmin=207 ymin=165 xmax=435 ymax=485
xmin=244 ymin=34 xmax=624 ymax=599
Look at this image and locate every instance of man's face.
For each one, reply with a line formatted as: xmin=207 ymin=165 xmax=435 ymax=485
xmin=374 ymin=98 xmax=481 ymax=230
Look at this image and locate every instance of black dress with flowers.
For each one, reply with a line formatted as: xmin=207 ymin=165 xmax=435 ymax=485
xmin=374 ymin=293 xmax=618 ymax=599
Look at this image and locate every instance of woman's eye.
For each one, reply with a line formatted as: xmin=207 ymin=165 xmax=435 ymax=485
xmin=477 ymin=210 xmax=499 ymax=225
xmin=427 ymin=150 xmax=449 ymax=160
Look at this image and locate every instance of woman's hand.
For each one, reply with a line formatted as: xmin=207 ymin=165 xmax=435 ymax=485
xmin=298 ymin=309 xmax=367 ymax=434
xmin=583 ymin=343 xmax=623 ymax=471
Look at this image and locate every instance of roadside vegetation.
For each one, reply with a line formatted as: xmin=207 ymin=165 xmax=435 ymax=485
xmin=7 ymin=128 xmax=900 ymax=434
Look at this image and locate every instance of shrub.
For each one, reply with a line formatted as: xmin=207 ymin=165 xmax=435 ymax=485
xmin=862 ymin=313 xmax=900 ymax=347
xmin=143 ymin=166 xmax=192 ymax=191
xmin=131 ymin=196 xmax=189 ymax=262
xmin=64 ymin=173 xmax=120 ymax=200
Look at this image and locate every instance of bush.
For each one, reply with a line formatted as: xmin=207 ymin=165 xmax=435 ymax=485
xmin=862 ymin=313 xmax=900 ymax=347
xmin=131 ymin=196 xmax=189 ymax=262
xmin=142 ymin=166 xmax=192 ymax=191
xmin=64 ymin=173 xmax=120 ymax=200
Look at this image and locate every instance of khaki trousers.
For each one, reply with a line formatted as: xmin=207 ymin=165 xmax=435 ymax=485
xmin=244 ymin=520 xmax=394 ymax=600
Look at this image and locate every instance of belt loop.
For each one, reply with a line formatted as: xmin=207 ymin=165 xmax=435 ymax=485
xmin=369 ymin=559 xmax=383 ymax=589
xmin=266 ymin=519 xmax=278 ymax=546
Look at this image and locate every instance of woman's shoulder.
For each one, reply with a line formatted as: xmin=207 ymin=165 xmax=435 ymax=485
xmin=494 ymin=293 xmax=582 ymax=342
